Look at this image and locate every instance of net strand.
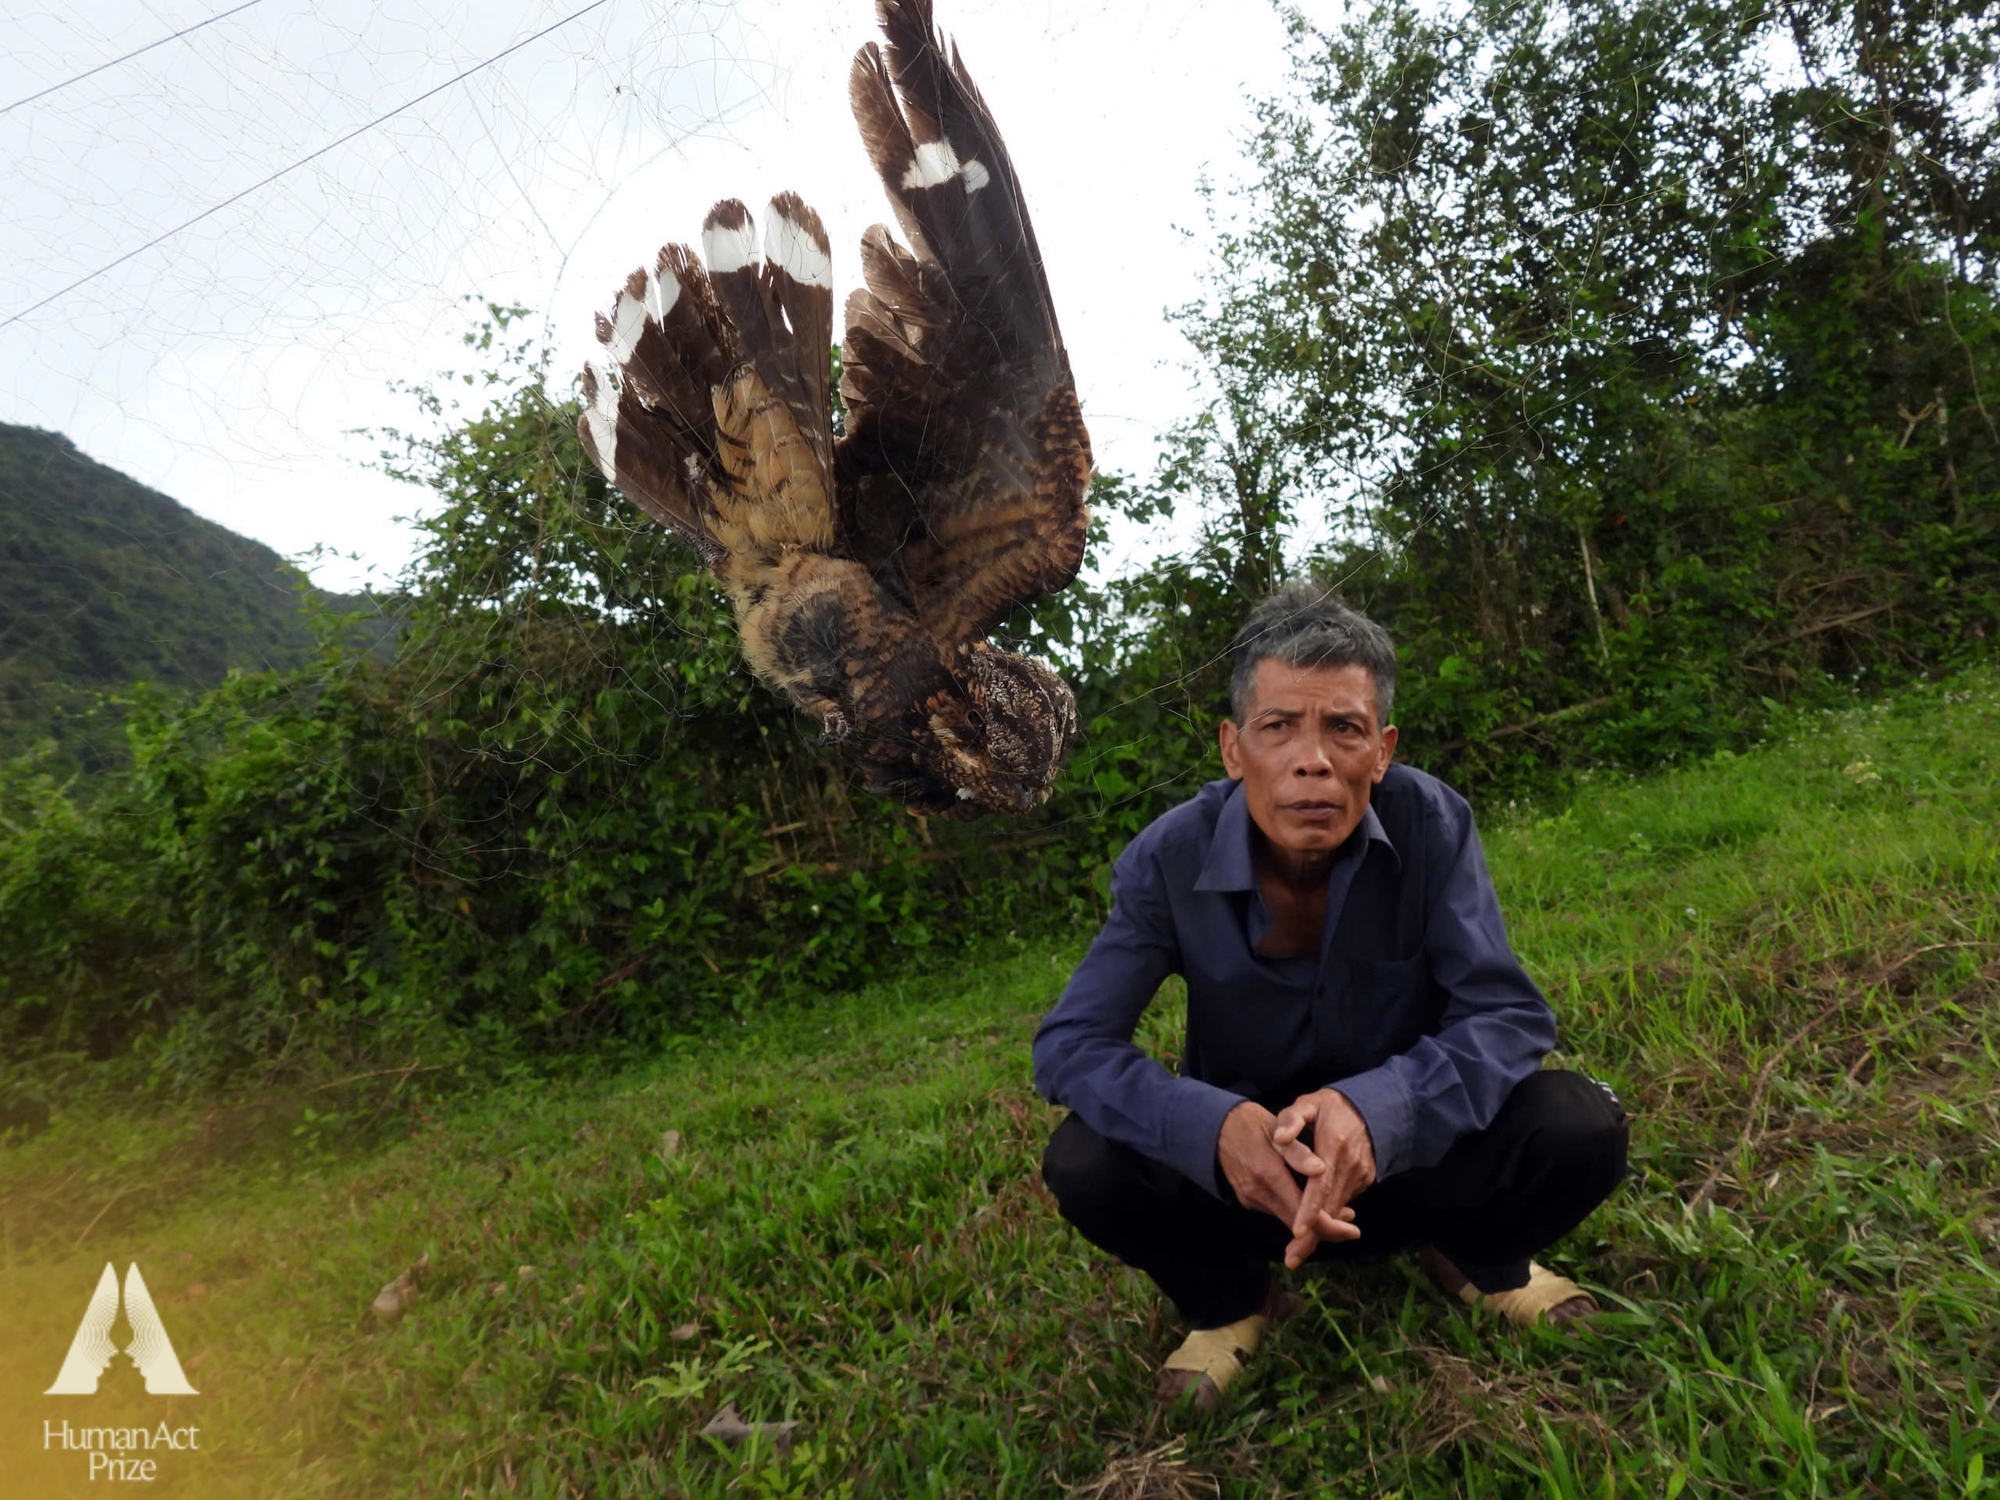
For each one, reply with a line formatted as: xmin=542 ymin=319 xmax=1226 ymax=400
xmin=0 ymin=0 xmax=272 ymax=119
xmin=0 ymin=0 xmax=613 ymax=334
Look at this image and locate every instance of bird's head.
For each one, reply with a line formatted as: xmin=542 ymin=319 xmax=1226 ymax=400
xmin=912 ymin=645 xmax=1076 ymax=818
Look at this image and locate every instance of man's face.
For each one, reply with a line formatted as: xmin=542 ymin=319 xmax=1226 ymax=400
xmin=1217 ymin=659 xmax=1398 ymax=859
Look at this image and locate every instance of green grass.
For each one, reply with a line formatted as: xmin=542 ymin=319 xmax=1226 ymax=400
xmin=3 ymin=669 xmax=1998 ymax=1498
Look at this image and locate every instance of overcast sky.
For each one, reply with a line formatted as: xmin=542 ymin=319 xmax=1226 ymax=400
xmin=1 ymin=0 xmax=1309 ymax=591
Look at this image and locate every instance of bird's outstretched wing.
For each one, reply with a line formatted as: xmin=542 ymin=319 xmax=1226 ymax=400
xmin=838 ymin=0 xmax=1092 ymax=652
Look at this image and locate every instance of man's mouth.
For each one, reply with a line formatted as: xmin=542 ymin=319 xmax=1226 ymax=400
xmin=1285 ymin=800 xmax=1342 ymax=816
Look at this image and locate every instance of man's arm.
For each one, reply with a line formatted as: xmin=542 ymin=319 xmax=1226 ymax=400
xmin=1031 ymin=844 xmax=1247 ymax=1197
xmin=1324 ymin=793 xmax=1556 ymax=1181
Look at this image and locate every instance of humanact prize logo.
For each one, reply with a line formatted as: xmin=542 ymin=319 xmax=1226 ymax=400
xmin=41 ymin=1263 xmax=201 ymax=1484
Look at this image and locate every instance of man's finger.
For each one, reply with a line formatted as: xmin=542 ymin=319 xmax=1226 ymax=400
xmin=1315 ymin=1208 xmax=1360 ymax=1241
xmin=1284 ymin=1210 xmax=1361 ymax=1267
xmin=1259 ymin=1164 xmax=1302 ymax=1223
xmin=1290 ymin=1167 xmax=1334 ymax=1238
xmin=1310 ymin=1147 xmax=1360 ymax=1216
xmin=1270 ymin=1102 xmax=1319 ymax=1145
xmin=1296 ymin=1144 xmax=1369 ymax=1242
xmin=1274 ymin=1136 xmax=1327 ymax=1176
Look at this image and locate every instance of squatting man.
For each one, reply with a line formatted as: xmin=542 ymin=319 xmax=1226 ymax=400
xmin=1033 ymin=584 xmax=1630 ymax=1408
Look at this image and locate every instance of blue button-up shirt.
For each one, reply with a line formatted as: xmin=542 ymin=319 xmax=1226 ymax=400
xmin=1032 ymin=765 xmax=1556 ymax=1196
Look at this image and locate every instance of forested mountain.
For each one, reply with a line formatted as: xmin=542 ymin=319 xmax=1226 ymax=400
xmin=0 ymin=422 xmax=386 ymax=762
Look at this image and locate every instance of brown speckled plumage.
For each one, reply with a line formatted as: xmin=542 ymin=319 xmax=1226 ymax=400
xmin=576 ymin=0 xmax=1090 ymax=817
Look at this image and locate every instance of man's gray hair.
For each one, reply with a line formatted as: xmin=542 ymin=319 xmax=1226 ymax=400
xmin=1228 ymin=580 xmax=1398 ymax=724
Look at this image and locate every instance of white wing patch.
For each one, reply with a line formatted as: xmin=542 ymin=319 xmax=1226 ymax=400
xmin=902 ymin=138 xmax=962 ymax=189
xmin=960 ymin=158 xmax=991 ymax=193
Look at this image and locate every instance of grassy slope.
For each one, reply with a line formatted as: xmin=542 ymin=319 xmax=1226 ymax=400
xmin=2 ymin=671 xmax=1996 ymax=1499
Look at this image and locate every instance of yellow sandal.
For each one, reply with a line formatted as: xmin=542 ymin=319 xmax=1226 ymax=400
xmin=1156 ymin=1314 xmax=1268 ymax=1411
xmin=1424 ymin=1248 xmax=1597 ymax=1326
xmin=1154 ymin=1287 xmax=1302 ymax=1410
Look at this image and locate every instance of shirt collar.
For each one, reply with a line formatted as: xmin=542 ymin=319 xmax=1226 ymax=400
xmin=1193 ymin=778 xmax=1398 ymax=894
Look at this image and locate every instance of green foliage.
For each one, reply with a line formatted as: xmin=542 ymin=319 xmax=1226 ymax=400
xmin=1164 ymin=0 xmax=2000 ymax=787
xmin=0 ymin=421 xmax=390 ymax=769
xmin=3 ymin=670 xmax=1995 ymax=1496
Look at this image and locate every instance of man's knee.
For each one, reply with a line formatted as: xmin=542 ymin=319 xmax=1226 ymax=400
xmin=1041 ymin=1113 xmax=1137 ymax=1228
xmin=1508 ymin=1069 xmax=1629 ymax=1197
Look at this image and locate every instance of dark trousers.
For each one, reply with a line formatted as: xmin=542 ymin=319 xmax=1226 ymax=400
xmin=1041 ymin=1069 xmax=1629 ymax=1328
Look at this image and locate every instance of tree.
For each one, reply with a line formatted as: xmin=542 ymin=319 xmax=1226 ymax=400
xmin=1168 ymin=0 xmax=2000 ymax=774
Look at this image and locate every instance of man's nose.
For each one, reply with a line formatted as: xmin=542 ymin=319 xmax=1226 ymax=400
xmin=1294 ymin=740 xmax=1334 ymax=775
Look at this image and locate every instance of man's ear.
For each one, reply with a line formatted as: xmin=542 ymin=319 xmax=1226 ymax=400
xmin=1219 ymin=720 xmax=1243 ymax=780
xmin=1374 ymin=724 xmax=1398 ymax=782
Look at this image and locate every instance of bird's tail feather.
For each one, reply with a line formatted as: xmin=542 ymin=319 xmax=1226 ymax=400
xmin=577 ymin=246 xmax=740 ymax=569
xmin=698 ymin=197 xmax=839 ymax=561
xmin=701 ymin=197 xmax=836 ymax=480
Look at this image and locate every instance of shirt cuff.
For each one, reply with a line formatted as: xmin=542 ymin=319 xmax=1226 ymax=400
xmin=1328 ymin=1066 xmax=1416 ymax=1181
xmin=1164 ymin=1078 xmax=1246 ymax=1197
